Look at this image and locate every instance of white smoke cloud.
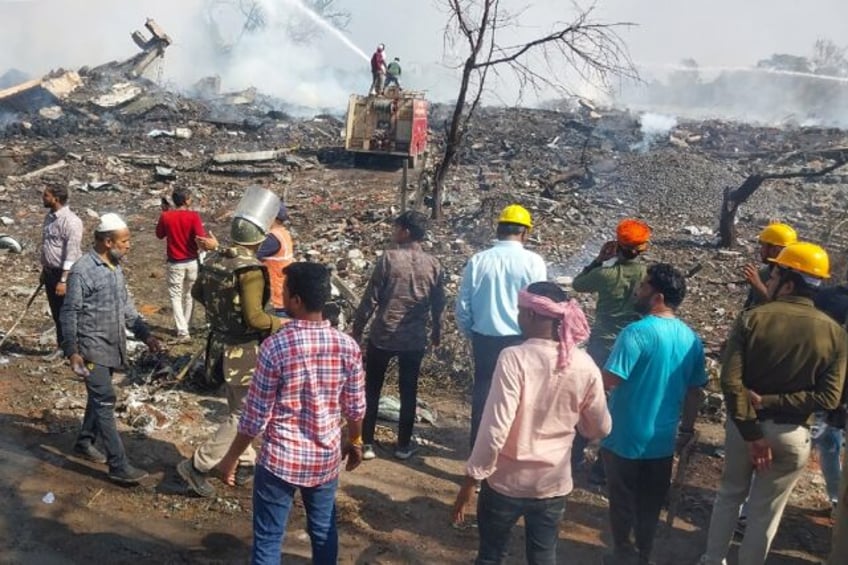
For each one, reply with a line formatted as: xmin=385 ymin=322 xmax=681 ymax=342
xmin=0 ymin=0 xmax=847 ymax=122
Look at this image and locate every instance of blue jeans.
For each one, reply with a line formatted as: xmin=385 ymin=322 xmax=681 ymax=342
xmin=475 ymin=482 xmax=565 ymax=565
xmin=814 ymin=422 xmax=844 ymax=503
xmin=252 ymin=465 xmax=339 ymax=565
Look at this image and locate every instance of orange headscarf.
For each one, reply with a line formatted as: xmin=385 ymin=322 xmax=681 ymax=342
xmin=616 ymin=219 xmax=652 ymax=250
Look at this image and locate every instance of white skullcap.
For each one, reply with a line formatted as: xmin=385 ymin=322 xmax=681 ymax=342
xmin=95 ymin=212 xmax=128 ymax=233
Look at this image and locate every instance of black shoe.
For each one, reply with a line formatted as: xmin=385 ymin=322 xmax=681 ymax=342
xmin=108 ymin=464 xmax=149 ymax=484
xmin=73 ymin=443 xmax=107 ymax=464
xmin=177 ymin=458 xmax=216 ymax=497
xmin=235 ymin=465 xmax=255 ymax=487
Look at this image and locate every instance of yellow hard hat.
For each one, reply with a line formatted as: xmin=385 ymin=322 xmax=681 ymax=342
xmin=768 ymin=241 xmax=830 ymax=279
xmin=758 ymin=223 xmax=797 ymax=247
xmin=498 ymin=204 xmax=533 ymax=229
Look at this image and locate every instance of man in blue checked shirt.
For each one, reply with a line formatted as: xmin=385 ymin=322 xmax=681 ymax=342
xmin=455 ymin=204 xmax=547 ymax=448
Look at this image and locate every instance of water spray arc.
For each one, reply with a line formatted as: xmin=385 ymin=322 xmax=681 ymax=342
xmin=279 ymin=0 xmax=369 ymax=63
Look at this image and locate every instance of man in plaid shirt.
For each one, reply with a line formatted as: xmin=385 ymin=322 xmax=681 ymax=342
xmin=218 ymin=262 xmax=366 ymax=565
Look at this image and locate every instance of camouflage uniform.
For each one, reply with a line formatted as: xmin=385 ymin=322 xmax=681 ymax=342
xmin=190 ymin=245 xmax=281 ymax=472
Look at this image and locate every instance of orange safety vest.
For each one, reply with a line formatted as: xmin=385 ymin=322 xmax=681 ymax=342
xmin=262 ymin=224 xmax=294 ymax=309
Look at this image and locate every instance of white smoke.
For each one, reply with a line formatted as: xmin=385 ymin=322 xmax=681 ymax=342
xmin=633 ymin=113 xmax=677 ymax=152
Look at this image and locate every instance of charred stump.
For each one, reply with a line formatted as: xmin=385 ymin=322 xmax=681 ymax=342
xmin=718 ymin=157 xmax=848 ymax=248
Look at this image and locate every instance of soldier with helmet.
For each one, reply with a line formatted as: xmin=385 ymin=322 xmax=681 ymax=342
xmin=455 ymin=204 xmax=547 ymax=447
xmin=743 ymin=222 xmax=798 ymax=308
xmin=701 ymin=242 xmax=848 ymax=565
xmin=177 ymin=186 xmax=285 ymax=498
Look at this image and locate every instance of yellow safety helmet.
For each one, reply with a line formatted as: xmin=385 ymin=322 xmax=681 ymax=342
xmin=758 ymin=223 xmax=797 ymax=247
xmin=768 ymin=241 xmax=830 ymax=279
xmin=498 ymin=204 xmax=533 ymax=229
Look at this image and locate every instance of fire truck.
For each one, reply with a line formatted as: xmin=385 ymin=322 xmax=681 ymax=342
xmin=344 ymin=88 xmax=428 ymax=168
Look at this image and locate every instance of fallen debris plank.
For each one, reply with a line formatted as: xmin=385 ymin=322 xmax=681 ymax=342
xmin=212 ymin=150 xmax=282 ymax=164
xmin=207 ymin=165 xmax=284 ymax=176
xmin=7 ymin=160 xmax=67 ymax=181
xmin=92 ymin=83 xmax=143 ymax=109
xmin=117 ymin=153 xmax=176 ymax=168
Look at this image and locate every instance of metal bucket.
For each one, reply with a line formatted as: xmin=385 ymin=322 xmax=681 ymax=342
xmin=233 ymin=185 xmax=280 ymax=233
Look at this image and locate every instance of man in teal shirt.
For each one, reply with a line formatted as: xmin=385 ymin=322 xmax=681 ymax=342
xmin=455 ymin=204 xmax=547 ymax=447
xmin=600 ymin=263 xmax=706 ymax=565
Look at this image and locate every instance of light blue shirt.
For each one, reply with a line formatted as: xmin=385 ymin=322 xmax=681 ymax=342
xmin=602 ymin=315 xmax=706 ymax=459
xmin=455 ymin=240 xmax=547 ymax=337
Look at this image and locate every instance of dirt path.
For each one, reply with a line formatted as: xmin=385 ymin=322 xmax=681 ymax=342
xmin=0 ymin=361 xmax=835 ymax=564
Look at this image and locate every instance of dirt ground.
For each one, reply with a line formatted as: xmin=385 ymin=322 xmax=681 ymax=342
xmin=0 ymin=160 xmax=841 ymax=564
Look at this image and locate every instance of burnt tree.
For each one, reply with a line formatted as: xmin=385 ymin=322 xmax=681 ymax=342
xmin=719 ymin=153 xmax=848 ymax=247
xmin=430 ymin=1 xmax=636 ymax=219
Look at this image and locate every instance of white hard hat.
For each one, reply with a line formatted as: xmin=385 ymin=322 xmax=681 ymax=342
xmin=96 ymin=212 xmax=128 ymax=232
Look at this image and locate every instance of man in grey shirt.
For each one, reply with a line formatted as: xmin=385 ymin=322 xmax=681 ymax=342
xmin=61 ymin=213 xmax=160 ymax=484
xmin=41 ymin=185 xmax=83 ymax=357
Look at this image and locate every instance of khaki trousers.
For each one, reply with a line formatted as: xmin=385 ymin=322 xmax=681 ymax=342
xmin=702 ymin=420 xmax=810 ymax=565
xmin=828 ymin=447 xmax=848 ymax=564
xmin=193 ymin=383 xmax=256 ymax=472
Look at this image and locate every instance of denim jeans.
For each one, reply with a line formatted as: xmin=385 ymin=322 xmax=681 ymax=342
xmin=470 ymin=333 xmax=523 ymax=448
xmin=362 ymin=342 xmax=425 ymax=448
xmin=76 ymin=363 xmax=129 ymax=472
xmin=813 ymin=421 xmax=844 ymax=503
xmin=475 ymin=481 xmax=565 ymax=565
xmin=252 ymin=465 xmax=338 ymax=565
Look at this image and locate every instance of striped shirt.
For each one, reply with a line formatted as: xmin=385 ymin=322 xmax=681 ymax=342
xmin=239 ymin=319 xmax=366 ymax=487
xmin=41 ymin=206 xmax=83 ymax=270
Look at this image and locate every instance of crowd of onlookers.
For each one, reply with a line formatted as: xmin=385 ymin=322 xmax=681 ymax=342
xmin=36 ymin=183 xmax=848 ymax=564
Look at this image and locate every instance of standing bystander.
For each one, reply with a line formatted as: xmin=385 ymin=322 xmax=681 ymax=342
xmin=218 ymin=262 xmax=366 ymax=565
xmin=352 ymin=211 xmax=445 ymax=460
xmin=155 ymin=187 xmax=207 ymax=341
xmin=40 ymin=185 xmax=83 ymax=358
xmin=451 ymin=282 xmax=611 ymax=564
xmin=60 ymin=213 xmax=161 ymax=484
xmin=600 ymin=263 xmax=707 ymax=565
xmin=455 ymin=204 xmax=547 ymax=447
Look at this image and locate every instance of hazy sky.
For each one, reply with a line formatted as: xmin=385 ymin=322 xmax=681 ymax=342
xmin=0 ymin=0 xmax=845 ymax=108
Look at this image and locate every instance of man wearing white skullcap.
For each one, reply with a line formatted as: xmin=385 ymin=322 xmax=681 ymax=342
xmin=60 ymin=213 xmax=161 ymax=484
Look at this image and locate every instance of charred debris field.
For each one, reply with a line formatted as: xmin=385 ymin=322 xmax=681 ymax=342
xmin=1 ymin=38 xmax=846 ymax=564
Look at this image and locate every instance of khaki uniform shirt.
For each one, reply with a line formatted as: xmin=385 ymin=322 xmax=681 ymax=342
xmin=721 ymin=295 xmax=848 ymax=441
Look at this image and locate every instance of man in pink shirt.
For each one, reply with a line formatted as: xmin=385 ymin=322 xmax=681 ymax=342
xmin=452 ymin=281 xmax=612 ymax=564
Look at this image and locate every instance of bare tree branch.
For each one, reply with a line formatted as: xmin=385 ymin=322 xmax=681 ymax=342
xmin=429 ymin=0 xmax=638 ymax=219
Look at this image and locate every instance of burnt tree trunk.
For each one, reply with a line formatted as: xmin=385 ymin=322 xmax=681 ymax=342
xmin=718 ymin=158 xmax=848 ymax=248
xmin=718 ymin=175 xmax=765 ymax=247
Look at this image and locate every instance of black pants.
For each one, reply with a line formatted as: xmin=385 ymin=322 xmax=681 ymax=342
xmin=601 ymin=448 xmax=673 ymax=561
xmin=475 ymin=482 xmax=565 ymax=565
xmin=470 ymin=333 xmax=523 ymax=448
xmin=362 ymin=342 xmax=425 ymax=448
xmin=77 ymin=364 xmax=129 ymax=472
xmin=43 ymin=267 xmax=65 ymax=348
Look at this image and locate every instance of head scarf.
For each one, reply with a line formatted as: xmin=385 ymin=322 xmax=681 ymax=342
xmin=518 ymin=289 xmax=591 ymax=369
xmin=616 ymin=218 xmax=652 ymax=250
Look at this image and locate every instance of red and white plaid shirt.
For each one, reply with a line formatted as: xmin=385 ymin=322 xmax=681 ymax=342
xmin=238 ymin=319 xmax=366 ymax=487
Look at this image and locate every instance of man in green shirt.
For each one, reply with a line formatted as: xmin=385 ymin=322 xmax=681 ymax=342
xmin=386 ymin=57 xmax=402 ymax=88
xmin=571 ymin=218 xmax=651 ymax=482
xmin=573 ymin=218 xmax=652 ymax=367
